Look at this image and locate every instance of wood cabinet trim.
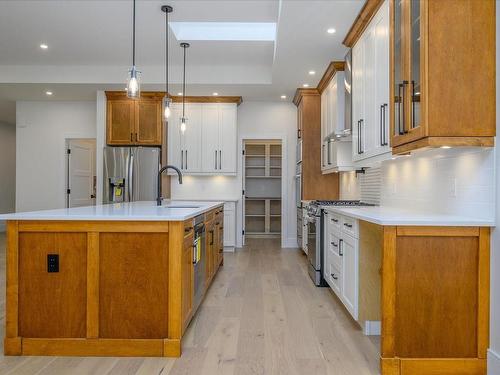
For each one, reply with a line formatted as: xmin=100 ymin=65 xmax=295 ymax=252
xmin=343 ymin=0 xmax=385 ymax=47
xmin=5 ymin=221 xmax=19 ymax=339
xmin=86 ymin=232 xmax=99 ymax=339
xmin=105 ymin=91 xmax=242 ymax=105
xmin=317 ymin=61 xmax=345 ymax=94
xmin=292 ymin=88 xmax=320 ymax=107
xmin=396 ymin=226 xmax=480 ymax=237
xmin=381 ymin=226 xmax=397 ymax=357
xmin=392 ymin=137 xmax=495 ymax=155
xmin=18 ymin=221 xmax=169 ymax=233
xmin=478 ymin=227 xmax=490 ymax=358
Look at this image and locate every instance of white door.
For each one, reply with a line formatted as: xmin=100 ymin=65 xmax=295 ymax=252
xmin=219 ymin=104 xmax=237 ymax=173
xmin=167 ymin=104 xmax=183 ymax=169
xmin=362 ymin=23 xmax=376 ymax=158
xmin=223 ymin=207 xmax=236 ymax=248
xmin=341 ymin=234 xmax=359 ymax=319
xmin=374 ymin=0 xmax=390 ymax=154
xmin=68 ymin=139 xmax=96 ymax=208
xmin=182 ymin=103 xmax=202 ymax=173
xmin=201 ymin=104 xmax=220 ymax=173
xmin=352 ymin=38 xmax=364 ymax=162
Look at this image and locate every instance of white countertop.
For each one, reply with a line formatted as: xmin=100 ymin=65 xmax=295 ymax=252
xmin=0 ymin=201 xmax=224 ymax=222
xmin=321 ymin=205 xmax=495 ymax=227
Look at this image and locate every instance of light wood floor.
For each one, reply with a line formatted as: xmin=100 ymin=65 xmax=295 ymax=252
xmin=0 ymin=234 xmax=380 ymax=375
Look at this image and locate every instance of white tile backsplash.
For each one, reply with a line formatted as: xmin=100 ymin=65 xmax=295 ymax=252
xmin=340 ymin=147 xmax=495 ymax=221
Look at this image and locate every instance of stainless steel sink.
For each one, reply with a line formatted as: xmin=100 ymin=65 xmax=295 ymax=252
xmin=163 ymin=205 xmax=201 ymax=209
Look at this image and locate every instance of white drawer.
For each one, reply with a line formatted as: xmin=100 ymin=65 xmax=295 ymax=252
xmin=326 ymin=231 xmax=342 ymax=269
xmin=341 ymin=215 xmax=358 ymax=238
xmin=325 ymin=261 xmax=341 ymax=298
xmin=325 ymin=210 xmax=342 ymax=233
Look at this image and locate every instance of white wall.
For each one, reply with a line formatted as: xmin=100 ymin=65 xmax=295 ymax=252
xmin=340 ymin=148 xmax=495 ymax=221
xmin=170 ymin=101 xmax=297 ymax=248
xmin=16 ymin=101 xmax=96 ymax=212
xmin=488 ymin=3 xmax=500 ymax=373
xmin=0 ymin=122 xmax=16 ymax=230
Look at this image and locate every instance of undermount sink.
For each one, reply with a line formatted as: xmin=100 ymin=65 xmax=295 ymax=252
xmin=162 ymin=205 xmax=201 ymax=209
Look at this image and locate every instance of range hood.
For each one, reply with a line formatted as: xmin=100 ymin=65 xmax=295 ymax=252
xmin=332 ymin=49 xmax=352 ymax=140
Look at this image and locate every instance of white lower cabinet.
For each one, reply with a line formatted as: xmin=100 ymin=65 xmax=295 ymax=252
xmin=323 ymin=210 xmax=359 ymax=320
xmin=223 ymin=202 xmax=236 ymax=250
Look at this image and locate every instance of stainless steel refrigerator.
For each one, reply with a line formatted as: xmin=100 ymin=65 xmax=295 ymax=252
xmin=103 ymin=147 xmax=160 ymax=203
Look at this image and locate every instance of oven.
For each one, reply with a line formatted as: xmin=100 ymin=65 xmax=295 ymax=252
xmin=305 ymin=202 xmax=327 ymax=286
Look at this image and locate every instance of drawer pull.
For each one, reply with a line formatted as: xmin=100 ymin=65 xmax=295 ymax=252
xmin=331 ymin=218 xmax=339 ymax=223
xmin=344 ymin=223 xmax=353 ymax=228
xmin=339 ymin=239 xmax=344 ymax=257
xmin=331 ymin=241 xmax=338 ymax=248
xmin=184 ymin=226 xmax=193 ymax=233
xmin=331 ymin=273 xmax=338 ymax=280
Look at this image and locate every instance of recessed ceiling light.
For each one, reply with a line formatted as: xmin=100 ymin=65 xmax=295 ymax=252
xmin=441 ymin=145 xmax=451 ymax=149
xmin=45 ymin=91 xmax=53 ymax=96
xmin=280 ymin=95 xmax=287 ymax=99
xmin=303 ymin=84 xmax=309 ymax=88
xmin=178 ymin=92 xmax=183 ymax=96
xmin=40 ymin=43 xmax=48 ymax=49
xmin=213 ymin=92 xmax=219 ymax=96
xmin=308 ymin=70 xmax=316 ymax=75
xmin=327 ymin=28 xmax=336 ymax=34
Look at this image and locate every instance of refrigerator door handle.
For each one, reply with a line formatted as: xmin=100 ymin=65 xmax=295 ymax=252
xmin=128 ymin=151 xmax=134 ymax=202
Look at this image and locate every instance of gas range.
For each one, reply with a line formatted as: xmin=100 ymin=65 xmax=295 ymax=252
xmin=306 ymin=200 xmax=375 ymax=216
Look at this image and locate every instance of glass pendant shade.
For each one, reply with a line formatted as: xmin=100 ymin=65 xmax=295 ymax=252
xmin=180 ymin=117 xmax=187 ymax=133
xmin=163 ymin=96 xmax=172 ymax=120
xmin=127 ymin=66 xmax=141 ymax=98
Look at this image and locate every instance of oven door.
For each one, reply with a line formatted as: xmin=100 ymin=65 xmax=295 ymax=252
xmin=306 ymin=215 xmax=317 ymax=268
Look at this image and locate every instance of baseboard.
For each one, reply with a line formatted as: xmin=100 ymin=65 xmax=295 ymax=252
xmin=488 ymin=349 xmax=500 ymax=375
xmin=223 ymin=246 xmax=235 ymax=253
xmin=363 ymin=320 xmax=381 ymax=336
xmin=283 ymin=237 xmax=298 ymax=248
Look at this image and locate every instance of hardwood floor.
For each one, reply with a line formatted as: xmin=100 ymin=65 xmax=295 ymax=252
xmin=0 ymin=234 xmax=380 ymax=374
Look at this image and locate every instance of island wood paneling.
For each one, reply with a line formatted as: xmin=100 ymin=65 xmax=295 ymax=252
xmin=18 ymin=232 xmax=87 ymax=338
xmin=99 ymin=233 xmax=169 ymax=339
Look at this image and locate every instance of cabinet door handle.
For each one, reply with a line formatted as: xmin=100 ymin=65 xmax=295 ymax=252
xmin=210 ymin=230 xmax=214 ymax=245
xmin=411 ymin=80 xmax=416 ymax=129
xmin=219 ymin=150 xmax=221 ymax=170
xmin=331 ymin=241 xmax=338 ymax=248
xmin=380 ymin=105 xmax=384 ymax=146
xmin=357 ymin=120 xmax=361 ymax=154
xmin=402 ymin=80 xmax=408 ymax=134
xmin=215 ymin=150 xmax=217 ymax=170
xmin=185 ymin=150 xmax=188 ymax=169
xmin=135 ymin=133 xmax=138 ymax=142
xmin=331 ymin=218 xmax=338 ymax=223
xmin=383 ymin=104 xmax=388 ymax=146
xmin=398 ymin=83 xmax=404 ymax=135
xmin=359 ymin=120 xmax=364 ymax=154
xmin=181 ymin=150 xmax=184 ymax=169
xmin=344 ymin=223 xmax=353 ymax=228
xmin=322 ymin=144 xmax=326 ymax=167
xmin=339 ymin=238 xmax=344 ymax=256
xmin=331 ymin=273 xmax=338 ymax=280
xmin=297 ymin=128 xmax=301 ymax=139
xmin=327 ymin=140 xmax=331 ymax=165
xmin=130 ymin=132 xmax=133 ymax=142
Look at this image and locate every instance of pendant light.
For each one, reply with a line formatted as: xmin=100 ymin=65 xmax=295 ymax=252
xmin=180 ymin=42 xmax=190 ymax=133
xmin=161 ymin=5 xmax=173 ymax=120
xmin=126 ymin=0 xmax=141 ymax=98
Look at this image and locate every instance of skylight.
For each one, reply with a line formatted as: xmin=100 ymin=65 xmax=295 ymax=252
xmin=169 ymin=22 xmax=277 ymax=41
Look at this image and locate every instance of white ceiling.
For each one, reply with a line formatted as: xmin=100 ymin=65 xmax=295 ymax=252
xmin=0 ymin=0 xmax=364 ymax=124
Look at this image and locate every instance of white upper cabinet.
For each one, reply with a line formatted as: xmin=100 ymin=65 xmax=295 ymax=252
xmin=321 ymin=68 xmax=355 ymax=174
xmin=168 ymin=103 xmax=238 ymax=175
xmin=352 ymin=0 xmax=390 ymax=165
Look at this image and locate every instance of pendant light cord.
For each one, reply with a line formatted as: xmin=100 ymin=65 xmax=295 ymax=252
xmin=165 ymin=9 xmax=169 ymax=96
xmin=132 ymin=0 xmax=136 ymax=67
xmin=182 ymin=45 xmax=186 ymax=117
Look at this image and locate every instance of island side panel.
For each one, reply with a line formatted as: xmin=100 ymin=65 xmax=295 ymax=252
xmin=381 ymin=226 xmax=489 ymax=375
xmin=4 ymin=221 xmax=20 ymax=355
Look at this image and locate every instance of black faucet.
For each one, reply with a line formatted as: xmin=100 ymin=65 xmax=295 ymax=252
xmin=157 ymin=165 xmax=183 ymax=206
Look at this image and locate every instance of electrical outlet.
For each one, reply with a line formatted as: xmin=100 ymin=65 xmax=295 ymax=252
xmin=47 ymin=254 xmax=59 ymax=273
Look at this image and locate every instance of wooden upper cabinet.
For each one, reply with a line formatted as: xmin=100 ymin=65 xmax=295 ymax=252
xmin=106 ymin=92 xmax=163 ymax=146
xmin=107 ymin=100 xmax=135 ymax=145
xmin=388 ymin=0 xmax=495 ymax=153
xmin=135 ymin=99 xmax=162 ymax=145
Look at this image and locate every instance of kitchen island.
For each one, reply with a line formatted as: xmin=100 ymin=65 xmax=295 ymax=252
xmin=0 ymin=201 xmax=225 ymax=357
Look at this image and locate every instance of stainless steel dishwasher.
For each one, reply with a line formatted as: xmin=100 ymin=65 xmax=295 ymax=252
xmin=192 ymin=214 xmax=206 ymax=309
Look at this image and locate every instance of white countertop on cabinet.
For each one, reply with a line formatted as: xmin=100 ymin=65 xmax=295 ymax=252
xmin=321 ymin=206 xmax=495 ymax=227
xmin=0 ymin=201 xmax=224 ymax=222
